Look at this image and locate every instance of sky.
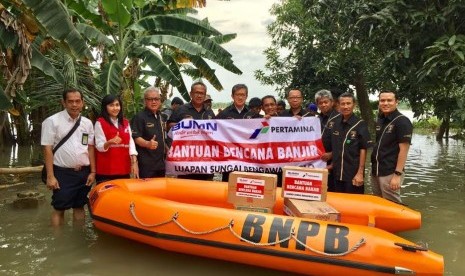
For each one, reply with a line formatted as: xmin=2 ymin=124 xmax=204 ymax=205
xmin=172 ymin=0 xmax=280 ymax=104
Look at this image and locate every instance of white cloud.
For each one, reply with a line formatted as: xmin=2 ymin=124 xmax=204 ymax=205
xmin=173 ymin=0 xmax=281 ymax=103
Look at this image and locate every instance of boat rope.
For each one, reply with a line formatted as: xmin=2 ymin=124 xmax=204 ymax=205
xmin=227 ymin=221 xmax=294 ymax=247
xmin=173 ymin=215 xmax=232 ymax=235
xmin=292 ymin=233 xmax=366 ymax=257
xmin=129 ymin=202 xmax=173 ymax=227
xmin=129 ymin=202 xmax=365 ymax=256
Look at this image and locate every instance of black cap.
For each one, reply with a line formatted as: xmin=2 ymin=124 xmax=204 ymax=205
xmin=204 ymin=94 xmax=213 ymax=102
xmin=171 ymin=97 xmax=183 ymax=105
xmin=248 ymin=97 xmax=262 ymax=108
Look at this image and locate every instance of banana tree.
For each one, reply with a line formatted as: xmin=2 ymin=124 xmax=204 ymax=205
xmin=1 ymin=0 xmax=94 ymax=144
xmin=0 ymin=0 xmax=93 ymax=93
xmin=1 ymin=0 xmax=242 ymax=143
xmin=70 ymin=0 xmax=241 ymax=114
xmin=2 ymin=0 xmax=241 ymax=109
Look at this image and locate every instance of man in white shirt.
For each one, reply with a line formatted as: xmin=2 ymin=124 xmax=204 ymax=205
xmin=41 ymin=88 xmax=95 ymax=226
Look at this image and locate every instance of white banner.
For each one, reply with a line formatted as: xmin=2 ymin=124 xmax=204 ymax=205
xmin=166 ymin=117 xmax=326 ymax=175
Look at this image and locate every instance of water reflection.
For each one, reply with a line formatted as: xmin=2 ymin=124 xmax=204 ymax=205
xmin=404 ymin=134 xmax=465 ymax=196
xmin=0 ymin=133 xmax=464 ymax=275
xmin=400 ymin=134 xmax=465 ymax=276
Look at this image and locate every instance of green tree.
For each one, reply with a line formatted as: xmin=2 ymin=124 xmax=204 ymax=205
xmin=257 ymin=0 xmax=465 ymax=138
xmin=362 ymin=1 xmax=465 ymax=139
xmin=256 ymin=0 xmax=381 ymax=128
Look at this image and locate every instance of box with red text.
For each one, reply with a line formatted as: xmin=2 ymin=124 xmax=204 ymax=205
xmin=282 ymin=166 xmax=328 ymax=201
xmin=227 ymin=172 xmax=277 ymax=208
xmin=283 ymin=198 xmax=340 ymax=222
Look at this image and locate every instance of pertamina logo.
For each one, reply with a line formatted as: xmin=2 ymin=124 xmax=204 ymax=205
xmin=249 ymin=121 xmax=270 ymax=139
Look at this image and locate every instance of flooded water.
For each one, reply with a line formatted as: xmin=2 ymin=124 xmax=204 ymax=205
xmin=1 ymin=133 xmax=464 ymax=275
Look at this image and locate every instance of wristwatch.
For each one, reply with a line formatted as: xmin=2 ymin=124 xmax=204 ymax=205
xmin=394 ymin=170 xmax=403 ymax=176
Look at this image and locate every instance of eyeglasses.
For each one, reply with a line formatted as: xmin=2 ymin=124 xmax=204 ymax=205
xmin=145 ymin=97 xmax=161 ymax=102
xmin=192 ymin=92 xmax=206 ymax=97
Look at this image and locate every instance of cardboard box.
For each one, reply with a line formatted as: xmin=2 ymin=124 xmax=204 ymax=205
xmin=234 ymin=205 xmax=273 ymax=214
xmin=282 ymin=166 xmax=328 ymax=201
xmin=227 ymin=172 xmax=277 ymax=208
xmin=283 ymin=198 xmax=340 ymax=222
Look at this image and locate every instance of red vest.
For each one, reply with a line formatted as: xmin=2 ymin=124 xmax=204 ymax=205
xmin=96 ymin=118 xmax=131 ymax=175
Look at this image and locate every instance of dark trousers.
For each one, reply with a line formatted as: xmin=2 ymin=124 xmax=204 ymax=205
xmin=334 ymin=179 xmax=364 ymax=194
xmin=52 ymin=165 xmax=91 ymax=210
xmin=139 ymin=169 xmax=165 ymax=179
xmin=221 ymin=171 xmax=231 ymax=182
xmin=96 ymin=174 xmax=130 ymax=184
xmin=178 ymin=174 xmax=214 ymax=181
xmin=276 ymin=173 xmax=283 ymax=187
xmin=327 ymin=172 xmax=335 ymax=192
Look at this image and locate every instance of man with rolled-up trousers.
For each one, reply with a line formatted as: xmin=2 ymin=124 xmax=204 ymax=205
xmin=41 ymin=88 xmax=95 ymax=226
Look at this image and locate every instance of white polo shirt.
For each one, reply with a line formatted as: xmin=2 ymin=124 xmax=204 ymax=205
xmin=41 ymin=110 xmax=94 ymax=168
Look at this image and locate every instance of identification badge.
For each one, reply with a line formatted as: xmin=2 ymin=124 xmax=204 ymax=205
xmin=82 ymin=133 xmax=89 ymax=145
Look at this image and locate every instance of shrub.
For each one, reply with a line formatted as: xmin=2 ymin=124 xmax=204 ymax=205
xmin=413 ymin=117 xmax=441 ymax=130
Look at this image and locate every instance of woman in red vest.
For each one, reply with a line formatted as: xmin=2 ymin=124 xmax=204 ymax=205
xmin=95 ymin=94 xmax=138 ymax=183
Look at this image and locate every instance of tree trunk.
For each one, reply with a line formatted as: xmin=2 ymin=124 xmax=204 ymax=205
xmin=353 ymin=71 xmax=375 ymax=133
xmin=11 ymin=101 xmax=30 ymax=146
xmin=0 ymin=111 xmax=15 ymax=146
xmin=445 ymin=113 xmax=450 ymax=138
xmin=30 ymin=106 xmax=48 ymax=144
xmin=436 ymin=114 xmax=450 ymax=141
xmin=0 ymin=165 xmax=43 ymax=174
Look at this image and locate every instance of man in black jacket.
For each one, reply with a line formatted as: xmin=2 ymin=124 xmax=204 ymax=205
xmin=371 ymin=90 xmax=412 ymax=204
xmin=216 ymin=84 xmax=250 ymax=119
xmin=167 ymin=82 xmax=216 ymax=180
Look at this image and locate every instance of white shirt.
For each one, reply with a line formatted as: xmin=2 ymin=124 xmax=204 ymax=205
xmin=94 ymin=118 xmax=137 ymax=155
xmin=235 ymin=105 xmax=244 ymax=114
xmin=41 ymin=110 xmax=94 ymax=168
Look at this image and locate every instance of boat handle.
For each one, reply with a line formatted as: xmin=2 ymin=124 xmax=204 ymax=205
xmin=394 ymin=242 xmax=428 ymax=252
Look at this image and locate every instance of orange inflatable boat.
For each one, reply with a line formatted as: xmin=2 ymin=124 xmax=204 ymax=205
xmin=89 ymin=178 xmax=443 ymax=275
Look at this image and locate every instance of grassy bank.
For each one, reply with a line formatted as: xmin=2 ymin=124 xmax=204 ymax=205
xmin=413 ymin=117 xmax=465 ymax=139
